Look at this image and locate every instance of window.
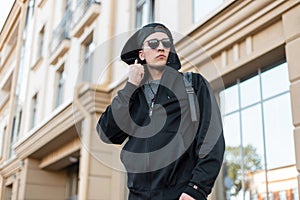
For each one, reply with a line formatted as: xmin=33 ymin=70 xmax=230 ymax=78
xmin=37 ymin=26 xmax=45 ymax=59
xmin=0 ymin=126 xmax=6 ymax=159
xmin=23 ymin=0 xmax=35 ymax=38
xmin=30 ymin=94 xmax=38 ymax=129
xmin=10 ymin=0 xmax=35 ymax=147
xmin=279 ymin=190 xmax=287 ymax=200
xmin=55 ymin=65 xmax=65 ymax=108
xmin=66 ymin=163 xmax=79 ymax=200
xmin=220 ymin=62 xmax=294 ymax=199
xmin=293 ymin=188 xmax=299 ymax=200
xmin=9 ymin=117 xmax=16 ymax=158
xmin=9 ymin=108 xmax=22 ymax=158
xmin=193 ymin=0 xmax=224 ymax=22
xmin=136 ymin=0 xmax=155 ymax=28
xmin=81 ymin=34 xmax=95 ymax=82
xmin=24 ymin=0 xmax=35 ymax=29
xmin=63 ymin=0 xmax=72 ymax=13
xmin=251 ymin=192 xmax=258 ymax=200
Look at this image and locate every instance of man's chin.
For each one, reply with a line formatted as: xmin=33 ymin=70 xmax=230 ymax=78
xmin=148 ymin=64 xmax=166 ymax=71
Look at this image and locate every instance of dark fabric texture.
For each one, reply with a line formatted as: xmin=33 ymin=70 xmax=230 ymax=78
xmin=96 ymin=71 xmax=225 ymax=200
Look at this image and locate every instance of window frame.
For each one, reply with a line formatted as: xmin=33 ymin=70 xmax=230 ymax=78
xmin=30 ymin=93 xmax=38 ymax=129
xmin=81 ymin=33 xmax=94 ymax=82
xmin=135 ymin=0 xmax=155 ymax=28
xmin=55 ymin=64 xmax=65 ymax=108
xmin=220 ymin=61 xmax=294 ymax=199
xmin=37 ymin=26 xmax=45 ymax=59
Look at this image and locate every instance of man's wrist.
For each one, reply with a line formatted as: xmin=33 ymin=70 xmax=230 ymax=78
xmin=183 ymin=183 xmax=206 ymax=200
xmin=128 ymin=80 xmax=140 ymax=87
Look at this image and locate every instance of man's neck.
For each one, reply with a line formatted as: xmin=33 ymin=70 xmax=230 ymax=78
xmin=147 ymin=65 xmax=164 ymax=80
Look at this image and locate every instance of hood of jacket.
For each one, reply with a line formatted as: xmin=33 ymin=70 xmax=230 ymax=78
xmin=120 ymin=23 xmax=181 ymax=71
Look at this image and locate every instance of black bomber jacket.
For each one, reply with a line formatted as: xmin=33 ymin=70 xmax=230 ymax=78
xmin=96 ymin=67 xmax=225 ymax=200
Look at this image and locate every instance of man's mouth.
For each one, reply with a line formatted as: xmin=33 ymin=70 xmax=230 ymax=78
xmin=157 ymin=55 xmax=166 ymax=58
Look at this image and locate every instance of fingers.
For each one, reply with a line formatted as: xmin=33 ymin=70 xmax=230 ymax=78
xmin=128 ymin=59 xmax=144 ymax=86
xmin=179 ymin=193 xmax=195 ymax=200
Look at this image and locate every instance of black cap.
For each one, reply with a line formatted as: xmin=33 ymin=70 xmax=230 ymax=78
xmin=120 ymin=23 xmax=181 ymax=70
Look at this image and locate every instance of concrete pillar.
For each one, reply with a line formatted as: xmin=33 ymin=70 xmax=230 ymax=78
xmin=283 ymin=3 xmax=300 ymax=199
xmin=78 ymin=115 xmax=126 ymax=200
xmin=21 ymin=158 xmax=67 ymax=200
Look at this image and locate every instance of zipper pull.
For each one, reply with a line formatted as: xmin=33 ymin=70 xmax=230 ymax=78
xmin=149 ymin=98 xmax=155 ymax=117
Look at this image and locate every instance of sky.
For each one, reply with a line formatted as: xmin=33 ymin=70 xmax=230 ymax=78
xmin=0 ymin=0 xmax=15 ymax=33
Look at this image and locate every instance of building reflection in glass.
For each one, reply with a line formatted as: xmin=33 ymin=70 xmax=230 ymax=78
xmin=220 ymin=62 xmax=297 ymax=200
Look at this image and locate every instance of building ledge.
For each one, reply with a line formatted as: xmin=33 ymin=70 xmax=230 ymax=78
xmin=0 ymin=156 xmax=20 ymax=178
xmin=12 ymin=83 xmax=114 ymax=163
xmin=0 ymin=2 xmax=20 ymax=51
xmin=49 ymin=39 xmax=70 ymax=65
xmin=31 ymin=56 xmax=43 ymax=71
xmin=0 ymin=90 xmax=9 ymax=110
xmin=0 ymin=66 xmax=13 ymax=93
xmin=13 ymin=102 xmax=78 ymax=160
xmin=39 ymin=138 xmax=80 ymax=170
xmin=71 ymin=3 xmax=101 ymax=38
xmin=37 ymin=0 xmax=46 ymax=8
xmin=13 ymin=84 xmax=100 ymax=161
xmin=0 ymin=43 xmax=17 ymax=71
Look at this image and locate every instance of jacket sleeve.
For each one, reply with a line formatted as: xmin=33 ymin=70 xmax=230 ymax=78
xmin=184 ymin=74 xmax=225 ymax=199
xmin=96 ymin=82 xmax=138 ymax=144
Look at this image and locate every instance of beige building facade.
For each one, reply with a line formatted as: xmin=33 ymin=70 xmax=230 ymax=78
xmin=0 ymin=0 xmax=299 ymax=199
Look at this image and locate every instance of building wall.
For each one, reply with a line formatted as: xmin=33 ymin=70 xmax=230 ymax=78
xmin=176 ymin=0 xmax=300 ymax=199
xmin=0 ymin=0 xmax=299 ymax=200
xmin=21 ymin=158 xmax=67 ymax=200
xmin=284 ymin=4 xmax=300 ymax=198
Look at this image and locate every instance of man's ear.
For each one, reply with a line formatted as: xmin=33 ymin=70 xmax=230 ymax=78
xmin=139 ymin=50 xmax=145 ymax=61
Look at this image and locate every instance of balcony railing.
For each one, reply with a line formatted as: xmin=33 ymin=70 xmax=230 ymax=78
xmin=71 ymin=0 xmax=100 ymax=29
xmin=50 ymin=10 xmax=72 ymax=55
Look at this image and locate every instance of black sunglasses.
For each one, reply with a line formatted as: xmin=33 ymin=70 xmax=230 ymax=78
xmin=143 ymin=38 xmax=172 ymax=49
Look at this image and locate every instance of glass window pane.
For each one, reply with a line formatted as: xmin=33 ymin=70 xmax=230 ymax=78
xmin=279 ymin=191 xmax=287 ymax=200
xmin=240 ymin=104 xmax=267 ymax=200
xmin=241 ymin=105 xmax=265 ymax=171
xmin=223 ymin=113 xmax=242 ymax=198
xmin=220 ymin=62 xmax=294 ymax=200
xmin=293 ymin=188 xmax=299 ymax=200
xmin=220 ymin=84 xmax=239 ymax=115
xmin=261 ymin=63 xmax=290 ymax=99
xmin=0 ymin=127 xmax=5 ymax=157
xmin=252 ymin=193 xmax=258 ymax=200
xmin=240 ymin=75 xmax=260 ymax=108
xmin=264 ymin=93 xmax=295 ymax=169
xmin=223 ymin=113 xmax=240 ymax=147
xmin=141 ymin=3 xmax=149 ymax=25
xmin=136 ymin=0 xmax=153 ymax=28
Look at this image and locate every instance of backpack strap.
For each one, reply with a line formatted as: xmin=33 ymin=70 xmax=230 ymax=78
xmin=183 ymin=72 xmax=198 ymax=122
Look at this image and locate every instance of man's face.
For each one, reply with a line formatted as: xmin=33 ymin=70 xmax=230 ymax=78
xmin=139 ymin=32 xmax=171 ymax=67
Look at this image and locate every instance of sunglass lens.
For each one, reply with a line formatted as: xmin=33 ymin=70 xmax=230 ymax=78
xmin=162 ymin=39 xmax=171 ymax=48
xmin=148 ymin=39 xmax=160 ymax=49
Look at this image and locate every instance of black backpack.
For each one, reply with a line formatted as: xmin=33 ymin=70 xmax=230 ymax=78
xmin=183 ymin=72 xmax=199 ymax=122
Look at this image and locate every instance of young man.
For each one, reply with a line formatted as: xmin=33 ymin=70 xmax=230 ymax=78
xmin=96 ymin=23 xmax=225 ymax=200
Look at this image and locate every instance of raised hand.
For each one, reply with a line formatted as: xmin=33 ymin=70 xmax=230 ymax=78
xmin=128 ymin=59 xmax=145 ymax=86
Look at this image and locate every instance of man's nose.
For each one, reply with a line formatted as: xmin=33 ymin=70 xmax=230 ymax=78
xmin=157 ymin=41 xmax=165 ymax=50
